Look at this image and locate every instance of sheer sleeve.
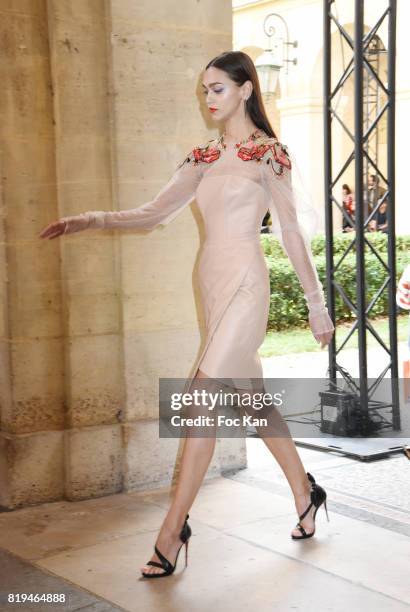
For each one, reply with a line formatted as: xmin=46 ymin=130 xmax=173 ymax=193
xmin=61 ymin=149 xmax=204 ymax=234
xmin=396 ymin=264 xmax=410 ymax=310
xmin=260 ymin=143 xmax=334 ymax=336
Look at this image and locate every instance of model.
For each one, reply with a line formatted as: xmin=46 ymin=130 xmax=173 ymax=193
xmin=39 ymin=51 xmax=335 ymax=578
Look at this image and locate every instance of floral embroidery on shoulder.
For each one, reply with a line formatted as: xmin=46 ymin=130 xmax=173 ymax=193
xmin=237 ymin=136 xmax=292 ymax=177
xmin=176 ymin=139 xmax=221 ymax=170
xmin=175 ymin=132 xmax=291 ymax=176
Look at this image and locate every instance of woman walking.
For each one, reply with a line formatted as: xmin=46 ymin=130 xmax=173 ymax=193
xmin=39 ymin=51 xmax=335 ymax=578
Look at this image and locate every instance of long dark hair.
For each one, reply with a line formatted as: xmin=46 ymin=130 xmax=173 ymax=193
xmin=205 ymin=51 xmax=277 ymax=139
xmin=342 ymin=183 xmax=352 ymax=194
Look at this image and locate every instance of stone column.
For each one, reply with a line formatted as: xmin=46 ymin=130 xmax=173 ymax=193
xmin=0 ymin=0 xmax=66 ymax=509
xmin=46 ymin=0 xmax=125 ymax=501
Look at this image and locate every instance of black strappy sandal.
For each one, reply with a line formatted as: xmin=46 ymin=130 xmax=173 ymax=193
xmin=291 ymin=472 xmax=329 ymax=540
xmin=141 ymin=514 xmax=192 ymax=578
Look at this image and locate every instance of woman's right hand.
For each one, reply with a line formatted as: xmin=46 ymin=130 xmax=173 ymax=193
xmin=39 ymin=219 xmax=68 ymax=240
xmin=39 ymin=213 xmax=91 ymax=239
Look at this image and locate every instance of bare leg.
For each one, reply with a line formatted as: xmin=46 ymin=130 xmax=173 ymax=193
xmin=140 ymin=368 xmax=217 ymax=576
xmin=257 ymin=435 xmax=315 ymax=537
xmin=240 ymin=385 xmax=315 ymax=537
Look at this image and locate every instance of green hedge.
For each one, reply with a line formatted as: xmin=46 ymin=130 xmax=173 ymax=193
xmin=261 ymin=231 xmax=410 ymax=259
xmin=262 ymin=232 xmax=410 ymax=332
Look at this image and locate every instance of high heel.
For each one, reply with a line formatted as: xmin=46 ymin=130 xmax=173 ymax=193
xmin=141 ymin=514 xmax=192 ymax=578
xmin=291 ymin=472 xmax=330 ymax=540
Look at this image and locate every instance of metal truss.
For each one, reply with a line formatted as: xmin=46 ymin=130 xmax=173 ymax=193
xmin=323 ymin=0 xmax=400 ymax=436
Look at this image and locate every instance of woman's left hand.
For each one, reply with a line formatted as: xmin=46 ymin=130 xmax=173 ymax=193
xmin=309 ymin=310 xmax=335 ymax=349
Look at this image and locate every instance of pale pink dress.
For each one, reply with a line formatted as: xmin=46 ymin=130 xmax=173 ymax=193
xmin=62 ymin=129 xmax=328 ymax=389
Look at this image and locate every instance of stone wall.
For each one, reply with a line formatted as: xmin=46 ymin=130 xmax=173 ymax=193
xmin=0 ymin=0 xmax=245 ymax=510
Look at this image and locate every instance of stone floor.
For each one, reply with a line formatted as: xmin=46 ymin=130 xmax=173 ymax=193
xmin=0 ymin=548 xmax=122 ymax=611
xmin=1 ymin=343 xmax=409 ymax=611
xmin=0 ymin=439 xmax=409 ymax=612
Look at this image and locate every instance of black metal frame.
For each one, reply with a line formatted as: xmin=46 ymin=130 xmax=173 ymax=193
xmin=323 ymin=0 xmax=400 ymax=435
